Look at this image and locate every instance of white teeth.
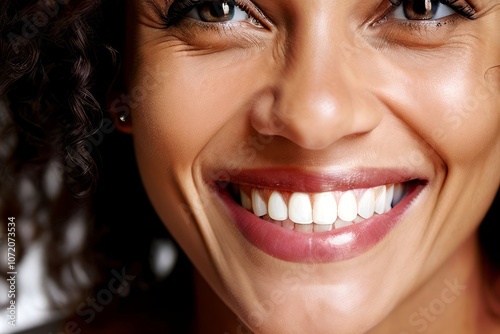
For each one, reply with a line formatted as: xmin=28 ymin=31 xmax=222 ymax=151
xmin=358 ymin=188 xmax=375 ymax=219
xmin=252 ymin=189 xmax=267 ymax=217
xmin=288 ymin=193 xmax=313 ymax=224
xmin=312 ymin=192 xmax=337 ymax=225
xmin=392 ymin=183 xmax=405 ymax=207
xmin=240 ymin=181 xmax=408 ymax=231
xmin=338 ymin=190 xmax=357 ymax=222
xmin=240 ymin=190 xmax=252 ymax=211
xmin=374 ymin=185 xmax=386 ymax=215
xmin=385 ymin=184 xmax=394 ymax=212
xmin=268 ymin=191 xmax=288 ymax=221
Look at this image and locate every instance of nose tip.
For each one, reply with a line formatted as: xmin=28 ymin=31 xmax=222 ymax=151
xmin=277 ymin=93 xmax=352 ymax=150
xmin=251 ymin=88 xmax=381 ymax=151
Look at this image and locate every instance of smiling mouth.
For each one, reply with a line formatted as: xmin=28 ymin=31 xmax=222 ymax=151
xmin=225 ymin=181 xmax=415 ymax=233
xmin=213 ymin=168 xmax=427 ymax=262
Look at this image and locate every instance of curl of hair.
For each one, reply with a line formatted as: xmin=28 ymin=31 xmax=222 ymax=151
xmin=0 ymin=0 xmax=118 ymax=307
xmin=1 ymin=3 xmax=191 ymax=325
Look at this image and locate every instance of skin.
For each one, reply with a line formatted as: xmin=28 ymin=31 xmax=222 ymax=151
xmin=115 ymin=0 xmax=500 ymax=332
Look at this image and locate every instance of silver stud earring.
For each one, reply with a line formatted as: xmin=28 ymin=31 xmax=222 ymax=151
xmin=118 ymin=113 xmax=129 ymax=124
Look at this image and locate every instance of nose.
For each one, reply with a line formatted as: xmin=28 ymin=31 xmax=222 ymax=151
xmin=251 ymin=12 xmax=382 ymax=150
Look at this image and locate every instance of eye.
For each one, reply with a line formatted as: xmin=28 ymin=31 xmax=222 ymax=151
xmin=392 ymin=0 xmax=456 ymax=20
xmin=185 ymin=0 xmax=263 ymax=27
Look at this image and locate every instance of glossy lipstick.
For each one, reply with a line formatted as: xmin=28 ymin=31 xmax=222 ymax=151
xmin=214 ymin=168 xmax=427 ymax=263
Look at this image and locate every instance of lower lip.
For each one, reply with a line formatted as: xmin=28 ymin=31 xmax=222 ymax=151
xmin=216 ymin=183 xmax=424 ymax=263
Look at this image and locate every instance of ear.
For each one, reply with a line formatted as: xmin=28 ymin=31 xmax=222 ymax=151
xmin=108 ymin=91 xmax=133 ymax=134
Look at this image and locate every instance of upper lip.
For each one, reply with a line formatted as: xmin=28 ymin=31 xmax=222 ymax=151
xmin=208 ymin=167 xmax=429 ymax=192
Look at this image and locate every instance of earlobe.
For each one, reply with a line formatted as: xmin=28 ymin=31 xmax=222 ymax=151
xmin=114 ymin=110 xmax=132 ymax=133
xmin=108 ymin=92 xmax=133 ymax=134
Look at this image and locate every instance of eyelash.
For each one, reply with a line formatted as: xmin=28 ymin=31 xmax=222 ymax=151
xmin=159 ymin=0 xmax=264 ymax=28
xmin=372 ymin=0 xmax=476 ymax=35
xmin=157 ymin=0 xmax=477 ymax=31
xmin=162 ymin=0 xmax=203 ymax=26
xmin=387 ymin=0 xmax=476 ymax=20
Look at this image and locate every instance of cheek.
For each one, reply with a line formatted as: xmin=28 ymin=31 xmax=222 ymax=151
xmin=428 ymin=66 xmax=500 ymax=163
xmin=129 ymin=49 xmax=271 ymax=169
xmin=125 ymin=45 xmax=276 ymax=255
xmin=376 ymin=50 xmax=500 ymax=165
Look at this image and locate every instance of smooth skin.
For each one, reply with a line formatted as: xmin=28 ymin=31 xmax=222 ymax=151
xmin=115 ymin=0 xmax=500 ymax=333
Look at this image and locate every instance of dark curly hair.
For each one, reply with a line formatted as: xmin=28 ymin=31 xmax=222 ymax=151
xmin=0 ymin=0 xmax=194 ymax=331
xmin=1 ymin=0 xmax=110 ymax=300
xmin=0 ymin=0 xmax=498 ymax=331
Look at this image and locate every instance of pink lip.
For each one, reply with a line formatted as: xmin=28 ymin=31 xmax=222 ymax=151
xmin=213 ymin=168 xmax=426 ymax=263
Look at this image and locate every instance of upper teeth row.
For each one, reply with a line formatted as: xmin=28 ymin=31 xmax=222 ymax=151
xmin=240 ymin=184 xmax=405 ymax=226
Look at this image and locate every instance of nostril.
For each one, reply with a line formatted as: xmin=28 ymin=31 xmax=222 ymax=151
xmin=250 ymin=73 xmax=382 ymax=150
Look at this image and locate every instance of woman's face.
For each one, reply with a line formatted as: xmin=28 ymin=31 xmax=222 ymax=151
xmin=122 ymin=0 xmax=500 ymax=332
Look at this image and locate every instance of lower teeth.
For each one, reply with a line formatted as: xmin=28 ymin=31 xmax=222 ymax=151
xmin=264 ymin=214 xmax=377 ymax=232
